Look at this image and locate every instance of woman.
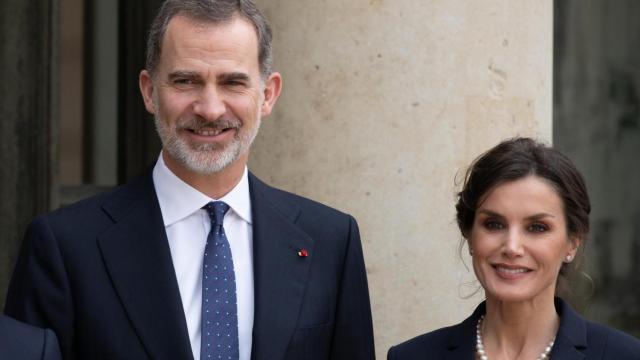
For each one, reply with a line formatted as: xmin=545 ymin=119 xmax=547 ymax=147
xmin=388 ymin=138 xmax=640 ymax=359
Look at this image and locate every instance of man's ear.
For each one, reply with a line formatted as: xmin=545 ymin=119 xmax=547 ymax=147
xmin=260 ymin=72 xmax=282 ymax=117
xmin=139 ymin=70 xmax=157 ymax=114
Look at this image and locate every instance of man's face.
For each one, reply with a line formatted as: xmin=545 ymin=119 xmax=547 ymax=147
xmin=139 ymin=15 xmax=281 ymax=175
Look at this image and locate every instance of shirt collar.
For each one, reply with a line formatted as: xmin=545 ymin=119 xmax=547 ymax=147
xmin=152 ymin=152 xmax=252 ymax=226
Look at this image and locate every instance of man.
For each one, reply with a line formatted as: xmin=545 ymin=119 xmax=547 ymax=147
xmin=5 ymin=0 xmax=374 ymax=359
xmin=0 ymin=315 xmax=62 ymax=360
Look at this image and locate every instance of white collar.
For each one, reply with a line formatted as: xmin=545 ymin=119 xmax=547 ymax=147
xmin=152 ymin=152 xmax=252 ymax=226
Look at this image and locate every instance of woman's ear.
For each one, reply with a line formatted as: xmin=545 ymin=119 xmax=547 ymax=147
xmin=565 ymin=236 xmax=582 ymax=263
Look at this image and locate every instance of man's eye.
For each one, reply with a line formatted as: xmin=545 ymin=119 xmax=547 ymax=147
xmin=225 ymin=80 xmax=245 ymax=87
xmin=174 ymin=78 xmax=194 ymax=85
xmin=484 ymin=221 xmax=504 ymax=230
xmin=528 ymin=223 xmax=548 ymax=233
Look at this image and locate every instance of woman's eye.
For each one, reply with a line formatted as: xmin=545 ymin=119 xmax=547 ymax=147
xmin=528 ymin=223 xmax=548 ymax=233
xmin=484 ymin=221 xmax=504 ymax=230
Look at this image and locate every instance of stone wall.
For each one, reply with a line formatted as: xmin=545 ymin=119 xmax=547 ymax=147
xmin=252 ymin=0 xmax=552 ymax=356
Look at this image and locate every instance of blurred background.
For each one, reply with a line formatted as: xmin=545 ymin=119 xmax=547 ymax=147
xmin=0 ymin=0 xmax=638 ymax=357
xmin=554 ymin=0 xmax=640 ymax=337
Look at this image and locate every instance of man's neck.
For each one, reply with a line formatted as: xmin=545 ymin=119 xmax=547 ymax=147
xmin=162 ymin=152 xmax=248 ymax=199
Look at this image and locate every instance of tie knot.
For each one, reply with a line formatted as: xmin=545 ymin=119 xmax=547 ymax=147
xmin=203 ymin=201 xmax=230 ymax=226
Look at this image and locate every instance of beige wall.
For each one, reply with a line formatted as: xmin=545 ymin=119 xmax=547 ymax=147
xmin=251 ymin=0 xmax=552 ymax=357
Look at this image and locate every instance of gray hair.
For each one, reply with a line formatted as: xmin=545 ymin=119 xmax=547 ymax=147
xmin=145 ymin=0 xmax=273 ymax=78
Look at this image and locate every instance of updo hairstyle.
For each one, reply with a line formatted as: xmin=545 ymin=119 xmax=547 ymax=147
xmin=456 ymin=137 xmax=591 ymax=290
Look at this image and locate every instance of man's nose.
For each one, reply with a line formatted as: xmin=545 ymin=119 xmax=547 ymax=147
xmin=192 ymin=85 xmax=226 ymax=121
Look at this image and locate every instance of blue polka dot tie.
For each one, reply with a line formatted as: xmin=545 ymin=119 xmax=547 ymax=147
xmin=201 ymin=201 xmax=239 ymax=360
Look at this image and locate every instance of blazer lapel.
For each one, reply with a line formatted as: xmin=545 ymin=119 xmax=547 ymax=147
xmin=549 ymin=298 xmax=587 ymax=359
xmin=248 ymin=174 xmax=314 ymax=360
xmin=444 ymin=305 xmax=482 ymax=360
xmin=550 ymin=336 xmax=586 ymax=359
xmin=98 ymin=175 xmax=193 ymax=360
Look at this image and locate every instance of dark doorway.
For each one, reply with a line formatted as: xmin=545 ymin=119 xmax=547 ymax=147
xmin=554 ymin=0 xmax=640 ymax=337
xmin=0 ymin=0 xmax=163 ymax=308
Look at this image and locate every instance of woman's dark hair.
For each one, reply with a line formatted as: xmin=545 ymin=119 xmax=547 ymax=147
xmin=456 ymin=137 xmax=591 ymax=293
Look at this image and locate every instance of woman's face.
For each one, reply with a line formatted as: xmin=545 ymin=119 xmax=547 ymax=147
xmin=469 ymin=176 xmax=580 ymax=304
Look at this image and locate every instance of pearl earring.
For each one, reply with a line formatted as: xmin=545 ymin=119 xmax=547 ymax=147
xmin=565 ymin=254 xmax=573 ymax=263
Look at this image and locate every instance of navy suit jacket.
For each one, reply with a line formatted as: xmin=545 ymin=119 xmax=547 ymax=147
xmin=0 ymin=315 xmax=62 ymax=360
xmin=388 ymin=298 xmax=640 ymax=359
xmin=5 ymin=172 xmax=374 ymax=360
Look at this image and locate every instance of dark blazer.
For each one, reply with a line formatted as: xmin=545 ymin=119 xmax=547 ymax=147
xmin=388 ymin=298 xmax=640 ymax=359
xmin=0 ymin=315 xmax=62 ymax=360
xmin=5 ymin=172 xmax=374 ymax=360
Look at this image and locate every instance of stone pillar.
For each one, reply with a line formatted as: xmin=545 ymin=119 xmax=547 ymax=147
xmin=251 ymin=0 xmax=552 ymax=356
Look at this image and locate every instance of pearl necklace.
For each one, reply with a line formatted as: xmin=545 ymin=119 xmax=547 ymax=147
xmin=475 ymin=315 xmax=555 ymax=360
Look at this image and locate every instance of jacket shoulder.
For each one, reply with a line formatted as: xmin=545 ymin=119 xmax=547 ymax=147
xmin=585 ymin=321 xmax=640 ymax=358
xmin=388 ymin=326 xmax=454 ymax=359
xmin=37 ymin=174 xmax=151 ymax=227
xmin=249 ymin=173 xmax=353 ymax=222
xmin=0 ymin=315 xmax=54 ymax=359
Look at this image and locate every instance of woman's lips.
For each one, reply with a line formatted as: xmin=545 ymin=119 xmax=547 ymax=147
xmin=492 ymin=264 xmax=532 ymax=280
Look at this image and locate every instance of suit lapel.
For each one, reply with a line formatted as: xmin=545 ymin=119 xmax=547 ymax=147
xmin=444 ymin=306 xmax=481 ymax=360
xmin=550 ymin=335 xmax=586 ymax=359
xmin=98 ymin=175 xmax=193 ymax=360
xmin=549 ymin=298 xmax=587 ymax=359
xmin=248 ymin=174 xmax=314 ymax=360
xmin=443 ymin=335 xmax=475 ymax=359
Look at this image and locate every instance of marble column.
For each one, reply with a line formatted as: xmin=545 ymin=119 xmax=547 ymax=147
xmin=251 ymin=0 xmax=552 ymax=356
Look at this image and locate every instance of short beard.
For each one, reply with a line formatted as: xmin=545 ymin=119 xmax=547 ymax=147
xmin=154 ymin=114 xmax=260 ymax=175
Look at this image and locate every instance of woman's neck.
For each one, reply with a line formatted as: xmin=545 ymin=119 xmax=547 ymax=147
xmin=480 ymin=296 xmax=559 ymax=360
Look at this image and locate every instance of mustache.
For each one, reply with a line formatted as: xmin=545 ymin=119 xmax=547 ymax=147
xmin=176 ymin=117 xmax=240 ymax=131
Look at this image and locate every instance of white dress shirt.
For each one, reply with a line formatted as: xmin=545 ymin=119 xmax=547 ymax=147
xmin=152 ymin=154 xmax=254 ymax=360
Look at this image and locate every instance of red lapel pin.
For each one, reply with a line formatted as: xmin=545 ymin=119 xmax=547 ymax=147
xmin=297 ymin=249 xmax=308 ymax=257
